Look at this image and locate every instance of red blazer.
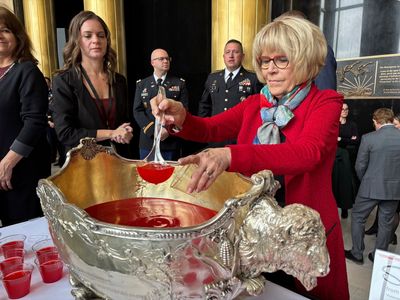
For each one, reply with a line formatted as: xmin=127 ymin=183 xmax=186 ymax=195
xmin=178 ymin=84 xmax=349 ymax=300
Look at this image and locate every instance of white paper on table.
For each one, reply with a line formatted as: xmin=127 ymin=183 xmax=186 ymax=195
xmin=368 ymin=249 xmax=400 ymax=300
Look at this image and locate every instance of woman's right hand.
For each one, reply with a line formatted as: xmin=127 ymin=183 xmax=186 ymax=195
xmin=111 ymin=123 xmax=133 ymax=144
xmin=150 ymin=95 xmax=186 ymax=128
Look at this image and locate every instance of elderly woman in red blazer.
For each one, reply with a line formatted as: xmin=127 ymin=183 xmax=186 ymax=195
xmin=151 ymin=16 xmax=349 ymax=300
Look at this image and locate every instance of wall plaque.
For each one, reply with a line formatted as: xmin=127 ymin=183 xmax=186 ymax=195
xmin=337 ymin=54 xmax=400 ymax=99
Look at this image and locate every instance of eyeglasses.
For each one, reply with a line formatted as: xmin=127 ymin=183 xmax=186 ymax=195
xmin=342 ymin=108 xmax=349 ymax=111
xmin=152 ymin=56 xmax=172 ymax=62
xmin=259 ymin=56 xmax=289 ymax=70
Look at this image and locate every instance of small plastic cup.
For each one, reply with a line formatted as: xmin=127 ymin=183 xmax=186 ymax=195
xmin=34 ymin=252 xmax=63 ymax=283
xmin=0 ymin=262 xmax=34 ymax=299
xmin=0 ymin=235 xmax=26 ymax=256
xmin=0 ymin=256 xmax=24 ymax=273
xmin=2 ymin=248 xmax=25 ymax=260
xmin=36 ymin=250 xmax=60 ymax=265
xmin=32 ymin=238 xmax=57 ymax=258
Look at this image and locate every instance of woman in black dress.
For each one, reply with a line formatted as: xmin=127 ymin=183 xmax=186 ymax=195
xmin=332 ymin=102 xmax=359 ymax=218
xmin=0 ymin=6 xmax=51 ymax=226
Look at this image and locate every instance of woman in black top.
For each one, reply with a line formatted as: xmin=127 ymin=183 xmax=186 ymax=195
xmin=51 ymin=11 xmax=134 ymax=158
xmin=0 ymin=6 xmax=51 ymax=226
xmin=332 ymin=102 xmax=359 ymax=218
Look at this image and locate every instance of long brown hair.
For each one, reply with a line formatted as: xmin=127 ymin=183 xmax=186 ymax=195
xmin=60 ymin=10 xmax=117 ymax=82
xmin=0 ymin=5 xmax=37 ymax=63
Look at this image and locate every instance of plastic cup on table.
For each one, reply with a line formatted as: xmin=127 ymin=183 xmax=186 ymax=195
xmin=34 ymin=252 xmax=63 ymax=283
xmin=2 ymin=248 xmax=25 ymax=260
xmin=0 ymin=256 xmax=24 ymax=273
xmin=0 ymin=262 xmax=34 ymax=299
xmin=32 ymin=238 xmax=58 ymax=259
xmin=0 ymin=234 xmax=26 ymax=257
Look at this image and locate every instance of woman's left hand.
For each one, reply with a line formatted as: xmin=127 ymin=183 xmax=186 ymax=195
xmin=178 ymin=147 xmax=231 ymax=193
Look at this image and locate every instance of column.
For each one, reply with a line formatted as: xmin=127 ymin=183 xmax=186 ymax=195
xmin=211 ymin=0 xmax=270 ymax=71
xmin=22 ymin=0 xmax=58 ymax=78
xmin=83 ymin=0 xmax=126 ymax=77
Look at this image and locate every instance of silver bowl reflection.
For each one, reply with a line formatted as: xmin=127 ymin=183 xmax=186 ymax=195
xmin=37 ymin=138 xmax=329 ymax=300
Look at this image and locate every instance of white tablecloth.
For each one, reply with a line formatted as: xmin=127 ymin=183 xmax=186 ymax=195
xmin=0 ymin=218 xmax=307 ymax=300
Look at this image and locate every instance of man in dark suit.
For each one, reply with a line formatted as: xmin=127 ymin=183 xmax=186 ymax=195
xmin=134 ymin=48 xmax=189 ymax=160
xmin=345 ymin=108 xmax=400 ymax=264
xmin=315 ymin=45 xmax=337 ymax=90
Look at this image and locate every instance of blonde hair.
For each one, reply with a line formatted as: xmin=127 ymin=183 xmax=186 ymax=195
xmin=252 ymin=16 xmax=327 ymax=85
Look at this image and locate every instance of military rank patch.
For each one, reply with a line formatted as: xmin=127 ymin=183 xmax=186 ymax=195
xmin=169 ymin=86 xmax=180 ymax=92
xmin=141 ymin=88 xmax=148 ymax=97
xmin=239 ymin=78 xmax=251 ymax=86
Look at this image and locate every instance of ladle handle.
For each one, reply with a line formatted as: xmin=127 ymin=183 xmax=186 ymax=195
xmin=153 ymin=87 xmax=166 ymax=163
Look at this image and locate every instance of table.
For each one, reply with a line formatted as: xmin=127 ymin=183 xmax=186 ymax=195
xmin=0 ymin=218 xmax=307 ymax=300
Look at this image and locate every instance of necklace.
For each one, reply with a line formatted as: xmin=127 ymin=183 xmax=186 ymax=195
xmin=0 ymin=62 xmax=15 ymax=81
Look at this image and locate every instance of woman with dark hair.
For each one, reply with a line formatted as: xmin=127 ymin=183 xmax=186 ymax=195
xmin=51 ymin=11 xmax=133 ymax=159
xmin=151 ymin=16 xmax=349 ymax=300
xmin=0 ymin=6 xmax=51 ymax=226
xmin=332 ymin=102 xmax=359 ymax=218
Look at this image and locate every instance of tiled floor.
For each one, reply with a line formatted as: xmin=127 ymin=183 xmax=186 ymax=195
xmin=341 ymin=207 xmax=400 ymax=300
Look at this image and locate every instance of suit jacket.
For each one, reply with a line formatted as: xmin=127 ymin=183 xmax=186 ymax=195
xmin=198 ymin=66 xmax=262 ymax=117
xmin=355 ymin=125 xmax=400 ymax=200
xmin=133 ymin=74 xmax=188 ymax=151
xmin=315 ymin=45 xmax=337 ymax=91
xmin=51 ymin=67 xmax=133 ymax=157
xmin=175 ymin=85 xmax=349 ymax=299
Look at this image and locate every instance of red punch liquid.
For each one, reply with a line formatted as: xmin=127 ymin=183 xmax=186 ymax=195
xmin=1 ymin=241 xmax=24 ymax=258
xmin=85 ymin=197 xmax=217 ymax=228
xmin=36 ymin=246 xmax=58 ymax=257
xmin=39 ymin=260 xmax=63 ymax=283
xmin=36 ymin=250 xmax=59 ymax=265
xmin=3 ymin=270 xmax=32 ymax=299
xmin=0 ymin=257 xmax=23 ymax=273
xmin=136 ymin=163 xmax=175 ymax=184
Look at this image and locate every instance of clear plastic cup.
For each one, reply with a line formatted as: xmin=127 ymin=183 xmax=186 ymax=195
xmin=34 ymin=252 xmax=63 ymax=283
xmin=2 ymin=248 xmax=25 ymax=260
xmin=0 ymin=262 xmax=34 ymax=299
xmin=36 ymin=249 xmax=59 ymax=265
xmin=0 ymin=235 xmax=26 ymax=257
xmin=32 ymin=238 xmax=58 ymax=258
xmin=0 ymin=256 xmax=24 ymax=273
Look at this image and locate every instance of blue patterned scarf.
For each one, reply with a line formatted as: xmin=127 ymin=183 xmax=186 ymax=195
xmin=253 ymin=81 xmax=312 ymax=144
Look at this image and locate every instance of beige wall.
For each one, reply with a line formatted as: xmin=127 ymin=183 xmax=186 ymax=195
xmin=0 ymin=0 xmax=14 ymax=11
xmin=211 ymin=0 xmax=270 ymax=71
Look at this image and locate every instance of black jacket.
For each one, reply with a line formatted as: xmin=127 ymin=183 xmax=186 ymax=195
xmin=51 ymin=67 xmax=133 ymax=157
xmin=133 ymin=74 xmax=188 ymax=151
xmin=198 ymin=66 xmax=262 ymax=117
xmin=0 ymin=61 xmax=50 ymax=225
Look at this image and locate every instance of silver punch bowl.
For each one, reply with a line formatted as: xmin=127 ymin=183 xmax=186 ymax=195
xmin=37 ymin=138 xmax=330 ymax=300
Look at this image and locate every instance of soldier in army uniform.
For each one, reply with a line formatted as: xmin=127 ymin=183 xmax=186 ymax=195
xmin=198 ymin=39 xmax=262 ymax=146
xmin=133 ymin=48 xmax=188 ymax=160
